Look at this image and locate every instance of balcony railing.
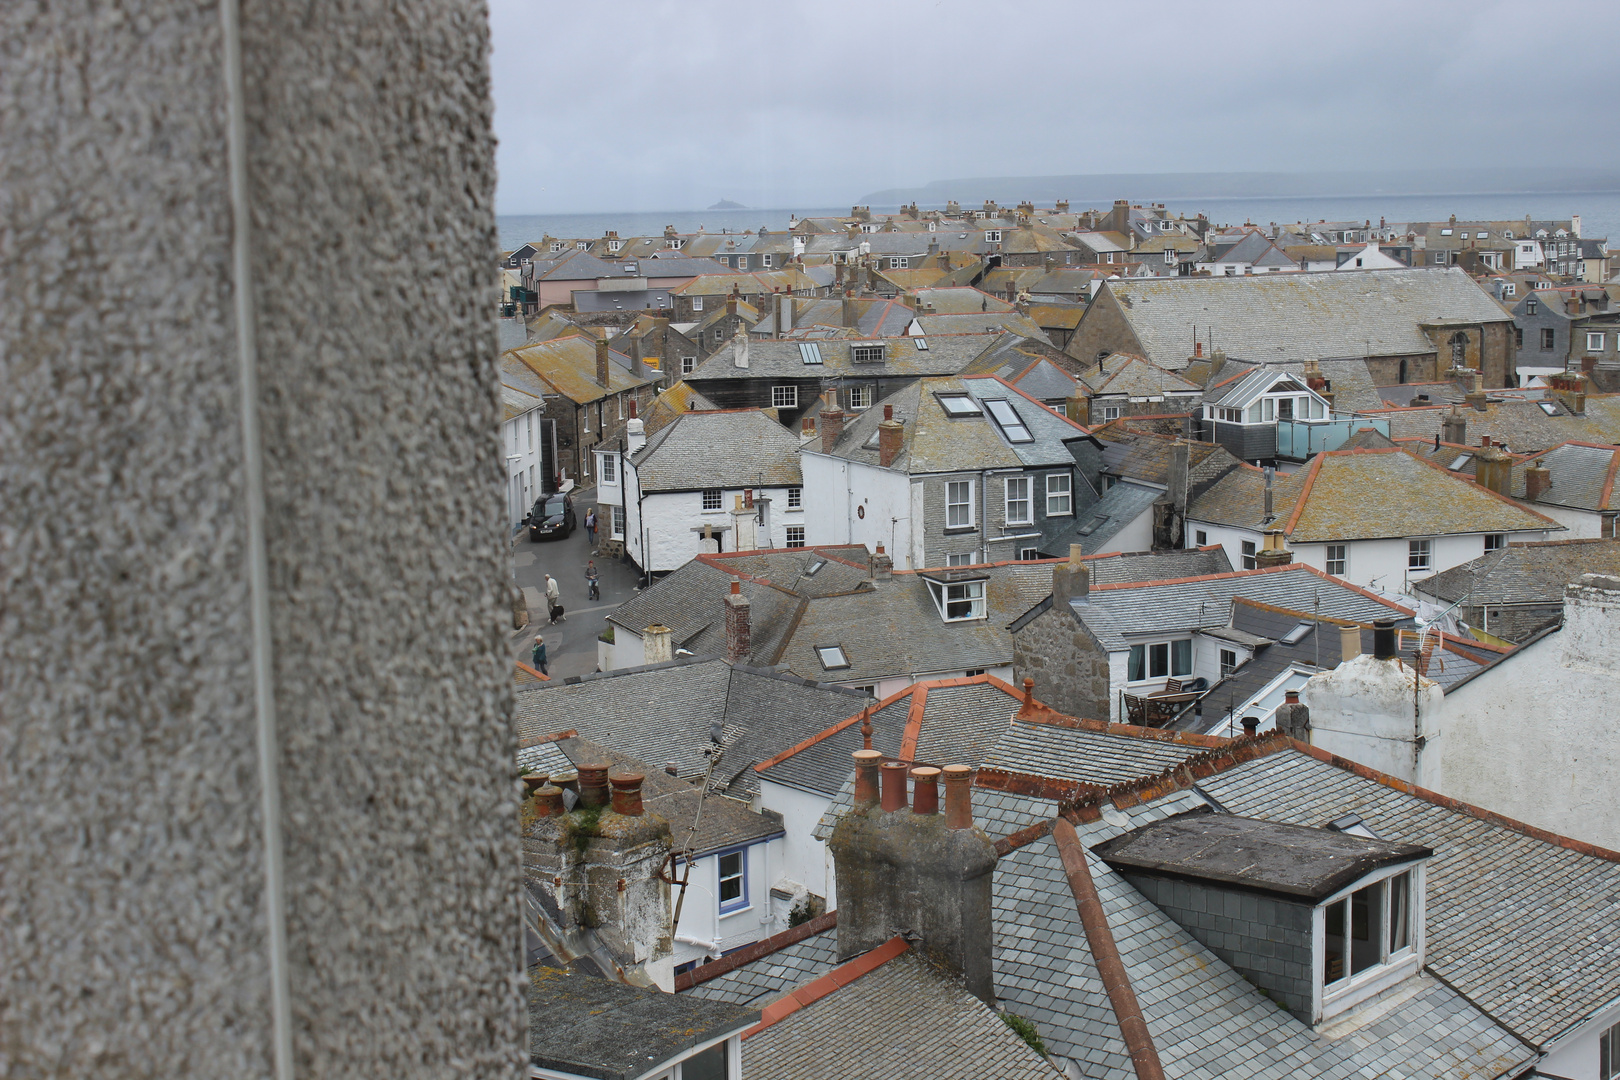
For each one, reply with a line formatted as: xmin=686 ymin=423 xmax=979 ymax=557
xmin=1276 ymin=416 xmax=1392 ymax=459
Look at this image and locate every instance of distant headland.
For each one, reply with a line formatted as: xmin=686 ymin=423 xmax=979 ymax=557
xmin=707 ymin=198 xmax=748 ymax=210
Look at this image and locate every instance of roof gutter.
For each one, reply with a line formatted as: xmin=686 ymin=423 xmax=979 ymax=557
xmin=1052 ymin=818 xmax=1166 ymax=1080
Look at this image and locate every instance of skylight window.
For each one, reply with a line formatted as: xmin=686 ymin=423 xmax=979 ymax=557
xmin=983 ymin=399 xmax=1033 ymax=442
xmin=937 ymin=395 xmax=982 ymax=417
xmin=1537 ymin=401 xmax=1559 ymax=416
xmin=799 ymin=343 xmax=823 ymax=365
xmin=1280 ymin=621 xmax=1312 ymax=645
xmin=804 ymin=558 xmax=827 ymax=576
xmin=816 ymin=645 xmax=850 ymax=670
xmin=1448 ymin=453 xmax=1473 ymax=470
xmin=913 ymin=337 xmax=928 ymax=350
xmin=1076 ymin=513 xmax=1108 ymax=536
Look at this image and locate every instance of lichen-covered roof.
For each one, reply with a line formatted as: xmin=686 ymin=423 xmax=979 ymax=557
xmin=505 ymin=334 xmax=654 ymax=405
xmin=1281 ymin=448 xmax=1561 ymax=542
xmin=1416 ymin=537 xmax=1620 ymax=606
xmin=1101 ymin=268 xmax=1511 ymax=368
xmin=631 ymin=408 xmax=802 ymax=491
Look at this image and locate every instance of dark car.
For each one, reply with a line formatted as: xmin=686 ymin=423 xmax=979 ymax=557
xmin=527 ymin=492 xmax=576 ymax=542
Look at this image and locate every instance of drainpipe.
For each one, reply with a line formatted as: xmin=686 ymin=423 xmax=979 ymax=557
xmin=981 ymin=468 xmax=990 ymax=561
xmin=1052 ymin=819 xmax=1165 ymax=1080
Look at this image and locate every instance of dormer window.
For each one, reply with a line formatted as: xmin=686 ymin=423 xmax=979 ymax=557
xmin=1096 ymin=813 xmax=1431 ymax=1028
xmin=985 ymin=230 xmax=1002 ymax=243
xmin=921 ymin=570 xmax=987 ymax=621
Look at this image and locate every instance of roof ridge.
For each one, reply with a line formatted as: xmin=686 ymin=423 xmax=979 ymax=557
xmin=1399 ymin=450 xmax=1566 ymax=527
xmin=516 ymin=727 xmax=577 ymax=751
xmin=740 ymin=935 xmax=910 ymax=1040
xmin=1282 ymin=452 xmax=1325 ymax=535
xmin=515 ymin=660 xmax=551 ymax=683
xmin=898 ymin=685 xmax=931 ymax=761
xmin=674 ymin=910 xmax=838 ymax=992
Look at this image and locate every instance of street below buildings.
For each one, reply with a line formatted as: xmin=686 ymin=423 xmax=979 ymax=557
xmin=508 ymin=487 xmax=644 ymax=682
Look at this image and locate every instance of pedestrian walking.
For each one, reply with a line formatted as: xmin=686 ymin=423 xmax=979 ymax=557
xmin=545 ymin=573 xmax=565 ymax=623
xmin=531 ymin=635 xmax=548 ymax=676
xmin=584 ymin=507 xmax=597 ymax=551
xmin=585 ymin=560 xmax=601 ymax=601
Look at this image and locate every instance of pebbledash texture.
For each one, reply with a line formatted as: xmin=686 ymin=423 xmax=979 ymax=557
xmin=0 ymin=2 xmax=522 ymax=1079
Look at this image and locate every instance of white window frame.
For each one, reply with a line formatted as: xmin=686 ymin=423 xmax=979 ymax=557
xmin=1045 ymin=473 xmax=1072 ymax=516
xmin=1408 ymin=538 xmax=1432 ymax=571
xmin=928 ymin=577 xmax=986 ymax=621
xmin=888 ymin=257 xmax=909 ymax=269
xmin=717 ymin=848 xmax=748 ymax=914
xmin=600 ymin=453 xmax=617 ymax=485
xmin=761 ymin=254 xmax=772 ymax=267
xmin=771 ymin=385 xmax=798 ymax=409
xmin=1126 ymin=638 xmax=1194 ymax=682
xmin=1484 ymin=533 xmax=1506 ymax=551
xmin=787 ymin=486 xmax=802 ymax=509
xmin=681 ymin=356 xmax=696 ymax=375
xmin=691 ymin=297 xmax=704 ymax=312
xmin=945 ymin=480 xmax=974 ymax=529
xmin=785 ymin=525 xmax=805 ymax=548
xmin=1313 ymin=864 xmax=1424 ymax=1023
xmin=702 ymin=489 xmax=724 ymax=512
xmin=1242 ymin=540 xmax=1257 ymax=570
xmin=736 ymin=256 xmax=747 ymax=270
xmin=849 ymin=384 xmax=872 ymax=410
xmin=1005 ymin=476 xmax=1032 ymax=525
xmin=1102 ymin=404 xmax=1121 ymax=421
xmin=610 ymin=504 xmax=626 ymax=540
xmin=985 ymin=230 xmax=1002 ymax=243
xmin=1589 ymin=332 xmax=1607 ymax=352
xmin=581 ymin=407 xmax=589 ymax=434
xmin=1602 ymin=1019 xmax=1620 ymax=1080
xmin=1325 ymin=543 xmax=1347 ymax=577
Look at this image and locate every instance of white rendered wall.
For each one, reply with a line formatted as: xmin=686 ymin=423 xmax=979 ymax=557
xmin=801 ymin=452 xmax=913 ymax=565
xmin=1302 ymin=655 xmax=1444 ymax=788
xmin=755 ymin=779 xmax=835 ymax=903
xmin=671 ymin=837 xmax=782 ymax=967
xmin=1530 ymin=503 xmax=1602 ymax=538
xmin=1102 ymin=505 xmax=1156 ymax=555
xmin=1441 ymin=581 xmax=1620 ymax=850
xmin=634 ymin=487 xmax=802 ymax=573
xmin=1538 ymin=997 xmax=1620 ymax=1080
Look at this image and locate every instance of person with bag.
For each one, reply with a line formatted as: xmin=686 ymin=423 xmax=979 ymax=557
xmin=584 ymin=507 xmax=597 ymax=550
xmin=585 ymin=560 xmax=601 ymax=601
xmin=545 ymin=573 xmax=565 ymax=624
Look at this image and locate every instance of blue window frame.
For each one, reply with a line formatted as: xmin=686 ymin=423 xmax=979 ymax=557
xmin=717 ymin=847 xmax=748 ymax=913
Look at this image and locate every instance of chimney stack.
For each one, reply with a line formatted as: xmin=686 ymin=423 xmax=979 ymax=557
xmin=1255 ymin=528 xmax=1293 ymax=567
xmin=877 ymin=404 xmax=904 ymax=467
xmin=820 ymin=389 xmax=845 ymax=453
xmin=842 ymin=291 xmax=858 ymax=327
xmin=1274 ymin=689 xmax=1312 ymax=742
xmin=643 ymin=624 xmax=673 ymax=665
xmin=626 ymin=416 xmax=646 ymax=455
xmin=1441 ymin=405 xmax=1466 ymax=446
xmin=829 ymin=754 xmax=996 ymax=1002
xmin=1065 ymin=388 xmax=1087 ymax=424
xmin=1473 ymin=443 xmax=1512 ymax=495
xmin=595 ymin=337 xmax=611 ymax=388
xmin=1464 ymin=370 xmax=1488 ymax=412
xmin=871 ymin=543 xmax=893 ymax=581
xmin=1526 ymin=463 xmax=1551 ymax=501
xmin=1052 ymin=543 xmax=1090 ymax=607
xmin=724 ymin=580 xmax=751 ymax=663
xmin=1170 ymin=440 xmax=1190 ymax=520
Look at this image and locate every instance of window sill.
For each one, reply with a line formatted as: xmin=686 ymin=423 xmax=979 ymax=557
xmin=942 ymin=526 xmax=978 ymax=535
xmin=1046 ymin=510 xmax=1073 ymax=518
xmin=718 ymin=904 xmax=752 ymax=919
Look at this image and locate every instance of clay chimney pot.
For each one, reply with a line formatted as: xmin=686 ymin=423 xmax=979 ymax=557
xmin=880 ymin=761 xmax=909 ymax=812
xmin=910 ymin=767 xmax=941 ymax=814
xmin=576 ymin=764 xmax=611 ymax=809
xmin=942 ymin=764 xmax=974 ymax=830
xmin=609 ymin=772 xmax=645 ymax=816
xmin=852 ymin=749 xmax=883 ymax=810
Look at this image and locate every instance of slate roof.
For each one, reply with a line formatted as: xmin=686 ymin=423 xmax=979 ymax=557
xmin=1415 ymin=537 xmax=1620 ymax=606
xmin=1082 ymin=354 xmax=1201 ymax=398
xmin=513 ymin=657 xmax=868 ymax=798
xmin=631 ymin=409 xmax=802 ymax=491
xmin=683 ymin=926 xmax=841 ymax=1006
xmin=915 ymin=311 xmax=1049 ymax=339
xmin=1092 ymin=429 xmax=1243 ymax=491
xmin=1516 ymin=441 xmax=1620 ymax=510
xmin=642 ymin=381 xmax=720 ymax=435
xmin=1200 ymin=745 xmax=1620 ymax=1048
xmin=1099 ymin=268 xmax=1511 ymax=369
xmin=1007 ymin=357 xmax=1082 ymax=402
xmin=742 ymin=947 xmax=1061 ymax=1080
xmin=687 ymin=332 xmax=1000 ymax=382
xmin=912 ymin=286 xmax=1014 ymax=314
xmin=995 ymin=797 xmax=1534 ymax=1080
xmin=516 ymin=737 xmax=573 ymax=777
xmin=1084 ymin=547 xmax=1234 ymax=583
xmin=1043 ymin=480 xmax=1162 ymax=556
xmin=528 ymin=966 xmax=757 ymax=1080
xmin=821 ymin=376 xmax=1094 ymax=474
xmin=1375 ymin=395 xmax=1620 ymax=455
xmin=1278 ymin=448 xmax=1560 ymax=542
xmin=979 ymin=716 xmax=1208 ymax=785
xmin=505 ymin=334 xmax=655 ymax=405
xmin=1066 ymin=563 xmax=1413 ymax=652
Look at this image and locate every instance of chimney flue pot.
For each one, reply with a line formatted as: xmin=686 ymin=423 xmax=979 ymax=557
xmin=910 ymin=766 xmax=941 ymax=814
xmin=576 ymin=764 xmax=610 ymax=809
xmin=880 ymin=761 xmax=908 ymax=812
xmin=943 ymin=764 xmax=973 ymax=830
xmin=1373 ymin=619 xmax=1398 ymax=660
xmin=1241 ymin=716 xmax=1260 ymax=736
xmin=852 ymin=750 xmax=883 ymax=810
xmin=609 ymin=772 xmax=645 ymax=816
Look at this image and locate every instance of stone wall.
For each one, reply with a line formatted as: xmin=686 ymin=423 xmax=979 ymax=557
xmin=1011 ymin=604 xmax=1112 ymax=721
xmin=0 ymin=2 xmax=523 ymax=1076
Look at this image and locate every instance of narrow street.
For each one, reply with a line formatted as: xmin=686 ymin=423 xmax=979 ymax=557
xmin=507 ymin=486 xmax=645 ymax=682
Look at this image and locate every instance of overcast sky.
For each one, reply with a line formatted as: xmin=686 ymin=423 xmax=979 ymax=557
xmin=488 ymin=0 xmax=1620 ymax=215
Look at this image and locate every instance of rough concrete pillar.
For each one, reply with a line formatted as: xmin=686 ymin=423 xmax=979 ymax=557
xmin=1 ymin=3 xmax=521 ymax=1078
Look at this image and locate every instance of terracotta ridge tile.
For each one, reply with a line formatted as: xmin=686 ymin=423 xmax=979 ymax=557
xmin=739 ymin=935 xmax=909 ymax=1039
xmin=898 ymin=685 xmax=930 ymax=761
xmin=514 ymin=661 xmax=551 ymax=683
xmin=516 ymin=728 xmax=575 ymax=750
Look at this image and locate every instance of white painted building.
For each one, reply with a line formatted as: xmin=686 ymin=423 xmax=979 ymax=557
xmin=672 ymin=830 xmax=786 ymax=971
xmin=501 ymin=378 xmax=549 ymax=528
xmin=595 ymin=408 xmax=805 ymax=574
xmin=1332 ymin=243 xmax=1406 ymax=271
xmin=1185 ymin=447 xmax=1559 ymax=590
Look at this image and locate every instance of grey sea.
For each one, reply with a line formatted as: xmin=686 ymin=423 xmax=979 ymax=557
xmin=498 ymin=190 xmax=1620 ymax=252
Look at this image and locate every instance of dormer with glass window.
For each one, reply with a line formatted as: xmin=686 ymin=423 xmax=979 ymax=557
xmin=1096 ymin=810 xmax=1432 ymax=1028
xmin=920 ymin=569 xmax=988 ymax=622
